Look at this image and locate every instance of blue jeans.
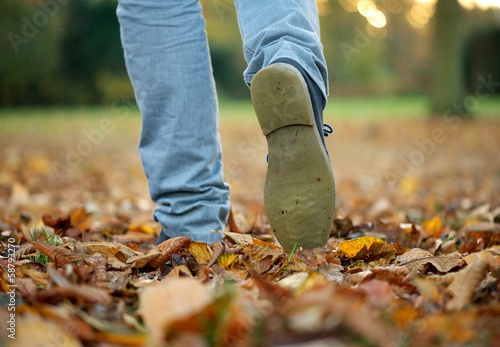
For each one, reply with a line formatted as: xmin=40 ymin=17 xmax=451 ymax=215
xmin=117 ymin=0 xmax=328 ymax=244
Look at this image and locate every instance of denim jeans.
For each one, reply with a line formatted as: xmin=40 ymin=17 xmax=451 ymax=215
xmin=117 ymin=0 xmax=328 ymax=244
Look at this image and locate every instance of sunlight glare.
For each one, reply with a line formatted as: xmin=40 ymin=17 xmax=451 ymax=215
xmin=410 ymin=5 xmax=430 ymax=26
xmin=366 ymin=9 xmax=387 ymax=28
xmin=357 ymin=0 xmax=377 ymax=16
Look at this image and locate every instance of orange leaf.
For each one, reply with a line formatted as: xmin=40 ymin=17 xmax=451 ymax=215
xmin=125 ymin=242 xmax=139 ymax=251
xmin=421 ymin=214 xmax=443 ymax=238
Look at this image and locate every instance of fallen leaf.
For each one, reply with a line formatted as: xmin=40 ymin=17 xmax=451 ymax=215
xmin=337 ymin=236 xmax=394 ymax=261
xmin=20 ymin=266 xmax=50 ymax=287
xmin=241 ymin=241 xmax=284 ymax=274
xmin=6 ymin=313 xmax=83 ymax=347
xmin=414 ymin=278 xmax=445 ymax=304
xmin=187 ymin=241 xmax=213 ymax=266
xmin=463 ymin=247 xmax=500 ymax=270
xmin=397 ymin=248 xmax=433 ymax=262
xmin=166 ymin=265 xmax=194 ymax=279
xmin=128 ymin=224 xmax=158 ymax=235
xmin=447 ymin=254 xmax=488 ymax=310
xmin=140 ymin=278 xmax=213 ymax=345
xmin=42 ymin=213 xmax=72 ymax=235
xmin=358 ymin=278 xmax=398 ymax=307
xmin=217 ymin=230 xmax=255 ymax=245
xmin=218 ymin=253 xmax=239 ymax=269
xmin=421 ymin=214 xmax=444 ymax=238
xmin=399 ymin=252 xmax=464 ymax=274
xmin=30 ymin=241 xmax=79 ymax=268
xmin=148 ymin=237 xmax=192 ymax=267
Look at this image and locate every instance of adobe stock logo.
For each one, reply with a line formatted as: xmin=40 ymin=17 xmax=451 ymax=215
xmin=7 ymin=0 xmax=69 ymax=54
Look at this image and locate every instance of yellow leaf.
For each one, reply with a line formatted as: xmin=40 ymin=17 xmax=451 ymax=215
xmin=421 ymin=214 xmax=443 ymax=238
xmin=187 ymin=241 xmax=213 ymax=265
xmin=399 ymin=177 xmax=418 ymax=195
xmin=27 ymin=157 xmax=50 ymax=173
xmin=338 ymin=236 xmax=385 ymax=259
xmin=129 ymin=224 xmax=158 ymax=235
xmin=218 ymin=253 xmax=239 ymax=269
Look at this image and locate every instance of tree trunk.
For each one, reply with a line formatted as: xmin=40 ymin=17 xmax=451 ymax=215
xmin=430 ymin=0 xmax=468 ymax=116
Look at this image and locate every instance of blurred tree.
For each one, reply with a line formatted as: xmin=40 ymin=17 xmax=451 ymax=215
xmin=430 ymin=0 xmax=468 ymax=116
xmin=60 ymin=0 xmax=132 ymax=103
xmin=0 ymin=0 xmax=63 ymax=105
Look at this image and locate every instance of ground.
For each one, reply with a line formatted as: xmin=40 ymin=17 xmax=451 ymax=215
xmin=0 ymin=96 xmax=499 ymax=346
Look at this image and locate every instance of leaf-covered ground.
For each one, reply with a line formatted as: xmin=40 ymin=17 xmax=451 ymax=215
xmin=1 ymin=108 xmax=499 ymax=346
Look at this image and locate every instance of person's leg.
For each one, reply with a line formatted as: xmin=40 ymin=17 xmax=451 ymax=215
xmin=117 ymin=0 xmax=230 ymax=244
xmin=235 ymin=0 xmax=335 ymax=250
xmin=234 ymin=0 xmax=328 ymax=104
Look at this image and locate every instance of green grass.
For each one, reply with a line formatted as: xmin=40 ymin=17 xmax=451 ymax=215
xmin=28 ymin=227 xmax=62 ymax=264
xmin=1 ymin=95 xmax=498 ymax=127
xmin=218 ymin=94 xmax=500 ymax=121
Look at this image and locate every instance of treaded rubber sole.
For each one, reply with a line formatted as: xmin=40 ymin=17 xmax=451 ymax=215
xmin=250 ymin=63 xmax=335 ymax=251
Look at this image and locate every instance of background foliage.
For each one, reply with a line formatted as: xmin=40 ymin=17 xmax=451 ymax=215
xmin=0 ymin=0 xmax=499 ymax=107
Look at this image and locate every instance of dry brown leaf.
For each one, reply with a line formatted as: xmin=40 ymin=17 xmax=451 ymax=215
xmin=397 ymin=248 xmax=433 ymax=263
xmin=217 ymin=230 xmax=255 ymax=245
xmin=358 ymin=278 xmax=398 ymax=307
xmin=30 ymin=241 xmax=79 ymax=268
xmin=166 ymin=265 xmax=193 ymax=279
xmin=20 ymin=266 xmax=50 ymax=287
xmin=287 ymin=249 xmax=327 ymax=272
xmin=414 ymin=278 xmax=445 ymax=304
xmin=14 ymin=244 xmax=36 ymax=260
xmin=74 ymin=241 xmax=152 ymax=269
xmin=227 ymin=207 xmax=251 ymax=233
xmin=207 ymin=242 xmax=225 ymax=267
xmin=464 ymin=248 xmax=500 ymax=270
xmin=148 ymin=237 xmax=192 ymax=267
xmin=140 ymin=278 xmax=213 ymax=345
xmin=35 ymin=303 xmax=97 ymax=341
xmin=42 ymin=213 xmax=72 ymax=235
xmin=399 ymin=252 xmax=465 ymax=274
xmin=242 ymin=242 xmax=284 ymax=273
xmin=38 ymin=283 xmax=112 ymax=306
xmin=447 ymin=254 xmax=488 ymax=311
xmin=86 ymin=253 xmax=108 ymax=285
xmin=459 ymin=222 xmax=500 ymax=246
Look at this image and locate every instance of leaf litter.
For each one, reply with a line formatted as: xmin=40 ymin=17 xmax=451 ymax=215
xmin=1 ymin=116 xmax=500 ymax=346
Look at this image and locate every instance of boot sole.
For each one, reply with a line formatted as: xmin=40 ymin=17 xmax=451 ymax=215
xmin=250 ymin=63 xmax=335 ymax=250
